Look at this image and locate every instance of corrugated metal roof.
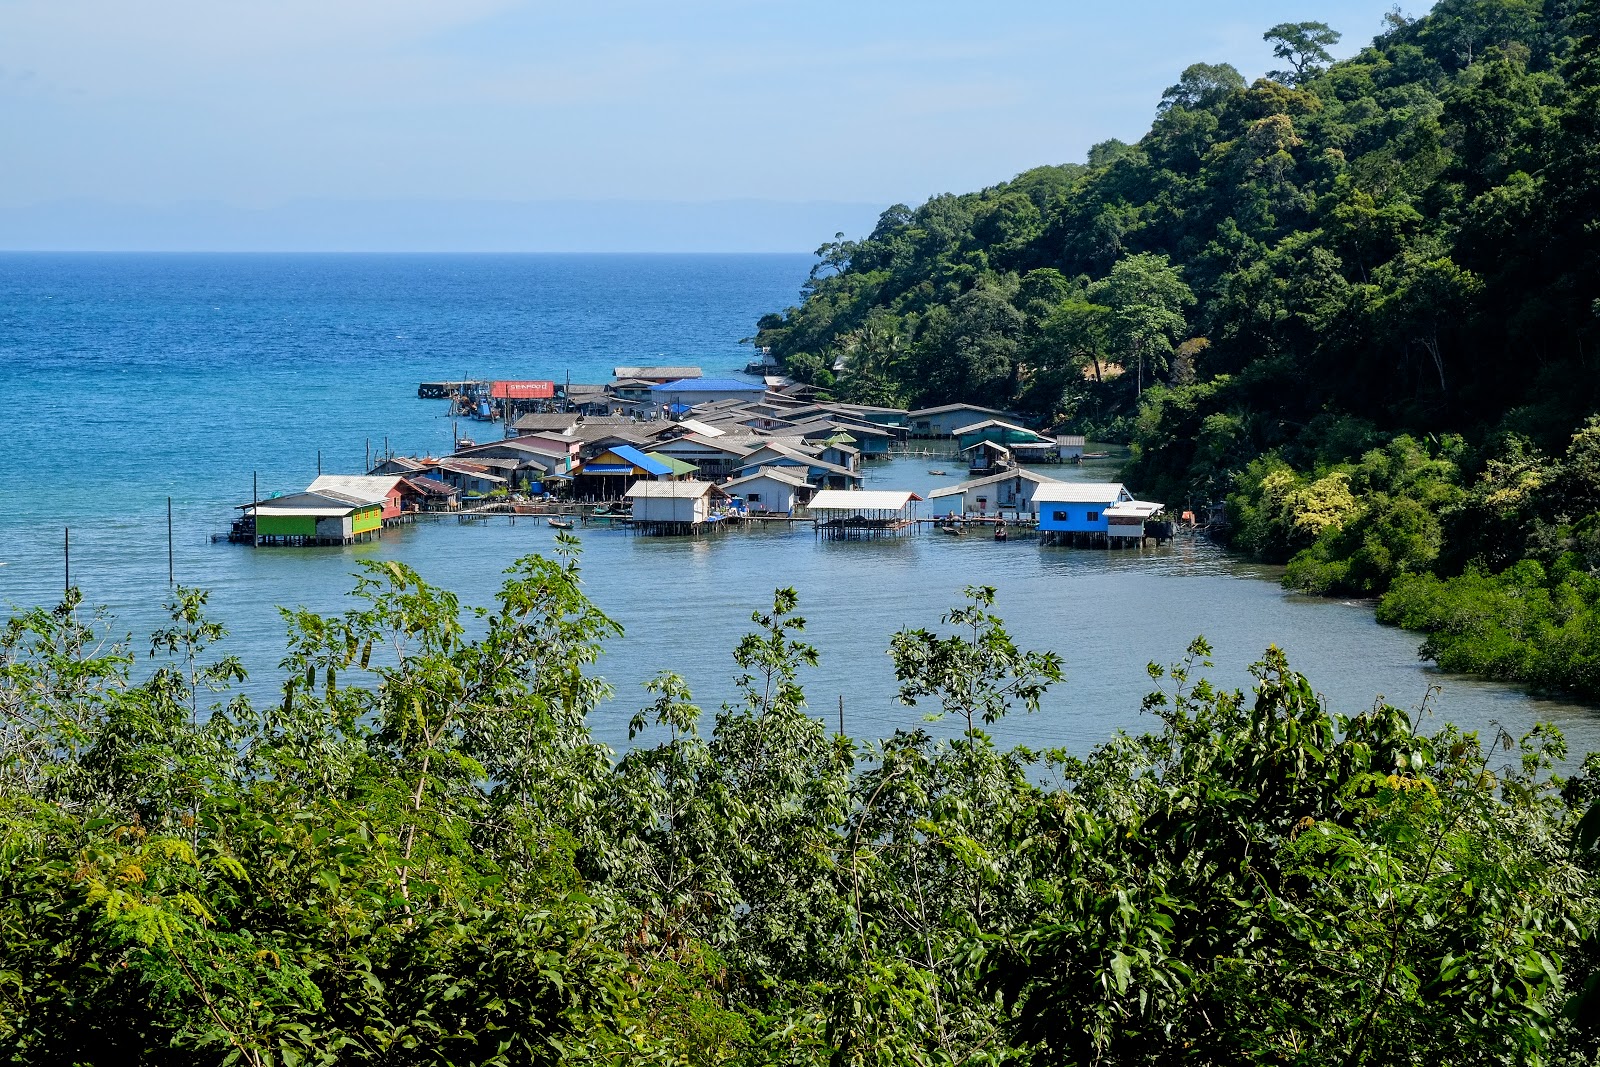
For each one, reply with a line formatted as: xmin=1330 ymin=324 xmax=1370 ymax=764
xmin=645 ymin=452 xmax=699 ymax=475
xmin=722 ymin=466 xmax=812 ymax=490
xmin=653 ymin=434 xmax=756 ymax=457
xmin=1032 ymin=481 xmax=1128 ymax=503
xmin=907 ymin=403 xmax=1011 ymax=418
xmin=950 ymin=419 xmax=1044 ymax=438
xmin=928 ymin=469 xmax=1060 ymax=498
xmin=649 ymin=378 xmax=766 ymax=393
xmin=676 ymin=418 xmax=726 ymax=437
xmin=307 ymin=475 xmax=403 ymax=504
xmin=456 ymin=438 xmax=572 ymax=459
xmin=609 ymin=445 xmax=672 ymax=477
xmin=809 ymin=490 xmax=921 ymax=511
xmin=400 ymin=476 xmax=456 ymax=496
xmin=614 ymin=366 xmax=702 ymax=379
xmin=1106 ymin=500 xmax=1165 ymax=516
xmin=244 ymin=490 xmax=379 ymax=516
xmin=625 ymin=480 xmax=723 ymax=499
xmin=583 ymin=464 xmax=635 ymax=474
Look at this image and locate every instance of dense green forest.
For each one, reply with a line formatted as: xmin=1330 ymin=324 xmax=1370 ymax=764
xmin=753 ymin=0 xmax=1600 ymax=698
xmin=4 ymin=555 xmax=1600 ymax=1064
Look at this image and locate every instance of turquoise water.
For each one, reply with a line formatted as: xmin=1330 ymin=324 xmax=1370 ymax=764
xmin=2 ymin=252 xmax=1596 ymax=757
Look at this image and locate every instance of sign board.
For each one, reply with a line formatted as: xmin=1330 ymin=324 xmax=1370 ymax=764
xmin=490 ymin=380 xmax=556 ymax=399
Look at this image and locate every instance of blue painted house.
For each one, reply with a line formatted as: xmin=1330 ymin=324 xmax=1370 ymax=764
xmin=1034 ymin=482 xmax=1134 ymax=533
xmin=1035 ymin=482 xmax=1166 ymax=544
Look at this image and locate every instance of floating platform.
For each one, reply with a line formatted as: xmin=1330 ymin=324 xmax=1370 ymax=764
xmin=417 ymin=380 xmax=486 ymax=399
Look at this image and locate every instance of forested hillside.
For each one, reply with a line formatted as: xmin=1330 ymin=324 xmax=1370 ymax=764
xmin=755 ymin=0 xmax=1600 ymax=698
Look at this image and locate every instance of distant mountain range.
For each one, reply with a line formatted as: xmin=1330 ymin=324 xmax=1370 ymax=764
xmin=0 ymin=198 xmax=888 ymax=253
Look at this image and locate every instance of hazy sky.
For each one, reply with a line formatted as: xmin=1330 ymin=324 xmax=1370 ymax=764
xmin=1 ymin=1 xmax=1411 ymax=248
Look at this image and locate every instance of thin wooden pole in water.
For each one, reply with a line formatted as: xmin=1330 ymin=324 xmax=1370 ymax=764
xmin=167 ymin=497 xmax=174 ymax=586
xmin=838 ymin=695 xmax=845 ymax=736
xmin=317 ymin=449 xmax=322 ymax=475
xmin=252 ymin=471 xmax=259 ymax=548
xmin=366 ymin=439 xmax=371 ymax=471
xmin=63 ymin=527 xmax=70 ymax=594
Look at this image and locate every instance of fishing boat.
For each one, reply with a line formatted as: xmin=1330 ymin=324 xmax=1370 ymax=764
xmin=927 ymin=468 xmax=947 ymax=476
xmin=937 ymin=523 xmax=962 ymax=536
xmin=547 ymin=518 xmax=574 ymax=530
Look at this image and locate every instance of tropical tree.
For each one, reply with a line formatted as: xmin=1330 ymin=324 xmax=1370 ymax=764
xmin=1090 ymin=253 xmax=1195 ymax=396
xmin=1263 ymin=20 xmax=1342 ymax=84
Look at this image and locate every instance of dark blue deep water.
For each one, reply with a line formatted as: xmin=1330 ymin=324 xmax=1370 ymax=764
xmin=2 ymin=252 xmax=1596 ymax=757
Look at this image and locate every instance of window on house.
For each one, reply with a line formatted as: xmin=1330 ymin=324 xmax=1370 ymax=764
xmin=1087 ymin=511 xmax=1100 ymax=521
xmin=747 ymin=493 xmax=762 ymax=502
xmin=1053 ymin=510 xmax=1068 ymax=521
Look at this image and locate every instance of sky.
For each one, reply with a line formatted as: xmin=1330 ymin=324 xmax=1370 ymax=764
xmin=0 ymin=0 xmax=1415 ymax=251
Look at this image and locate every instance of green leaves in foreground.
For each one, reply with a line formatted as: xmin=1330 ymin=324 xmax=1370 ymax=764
xmin=2 ymin=563 xmax=1599 ymax=1064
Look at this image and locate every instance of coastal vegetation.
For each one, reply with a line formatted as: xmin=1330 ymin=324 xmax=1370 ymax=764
xmin=751 ymin=0 xmax=1600 ymax=700
xmin=3 ymin=554 xmax=1600 ymax=1064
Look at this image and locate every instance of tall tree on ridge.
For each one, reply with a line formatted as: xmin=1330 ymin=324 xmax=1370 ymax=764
xmin=1264 ymin=21 xmax=1342 ymax=83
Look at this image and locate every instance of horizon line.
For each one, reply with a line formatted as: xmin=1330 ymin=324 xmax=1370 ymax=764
xmin=0 ymin=248 xmax=821 ymax=255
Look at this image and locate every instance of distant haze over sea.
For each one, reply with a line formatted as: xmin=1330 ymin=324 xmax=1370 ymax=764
xmin=0 ymin=199 xmax=890 ymax=254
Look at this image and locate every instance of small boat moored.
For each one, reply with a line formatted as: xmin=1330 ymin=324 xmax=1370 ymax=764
xmin=548 ymin=518 xmax=574 ymax=530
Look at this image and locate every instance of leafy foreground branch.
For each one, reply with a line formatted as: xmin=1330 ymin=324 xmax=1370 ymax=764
xmin=2 ymin=545 xmax=1599 ymax=1065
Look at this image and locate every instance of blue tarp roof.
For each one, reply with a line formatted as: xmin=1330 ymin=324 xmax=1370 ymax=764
xmin=610 ymin=445 xmax=673 ymax=477
xmin=584 ymin=464 xmax=635 ymax=474
xmin=648 ymin=377 xmax=765 ymax=393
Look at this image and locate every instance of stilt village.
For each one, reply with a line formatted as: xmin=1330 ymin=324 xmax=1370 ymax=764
xmin=227 ymin=365 xmax=1177 ymax=548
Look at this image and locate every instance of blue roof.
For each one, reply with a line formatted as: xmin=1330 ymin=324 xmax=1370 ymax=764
xmin=648 ymin=377 xmax=765 ymax=393
xmin=610 ymin=445 xmax=673 ymax=477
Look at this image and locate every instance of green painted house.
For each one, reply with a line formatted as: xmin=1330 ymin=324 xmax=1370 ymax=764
xmin=240 ymin=490 xmax=384 ymax=546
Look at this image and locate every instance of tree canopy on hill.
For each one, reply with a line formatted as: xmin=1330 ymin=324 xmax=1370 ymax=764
xmin=754 ymin=0 xmax=1600 ymax=503
xmin=755 ymin=1 xmax=1600 ymax=699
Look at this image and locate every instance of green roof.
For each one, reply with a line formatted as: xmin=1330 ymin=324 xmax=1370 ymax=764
xmin=645 ymin=451 xmax=699 ymax=476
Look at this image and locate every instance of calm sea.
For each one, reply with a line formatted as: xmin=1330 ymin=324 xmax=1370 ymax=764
xmin=2 ymin=252 xmax=1596 ymax=758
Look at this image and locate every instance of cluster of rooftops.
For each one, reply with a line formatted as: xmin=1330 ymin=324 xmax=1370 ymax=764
xmin=242 ymin=368 xmax=1162 ymax=539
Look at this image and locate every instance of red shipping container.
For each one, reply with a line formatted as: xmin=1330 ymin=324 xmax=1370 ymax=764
xmin=489 ymin=380 xmax=556 ymax=399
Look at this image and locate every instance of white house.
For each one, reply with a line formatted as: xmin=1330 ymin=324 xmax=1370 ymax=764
xmin=721 ymin=466 xmax=814 ymax=515
xmin=626 ymin=479 xmax=727 ymax=529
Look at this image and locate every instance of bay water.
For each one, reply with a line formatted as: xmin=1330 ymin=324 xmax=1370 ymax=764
xmin=2 ymin=252 xmax=1595 ymax=758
